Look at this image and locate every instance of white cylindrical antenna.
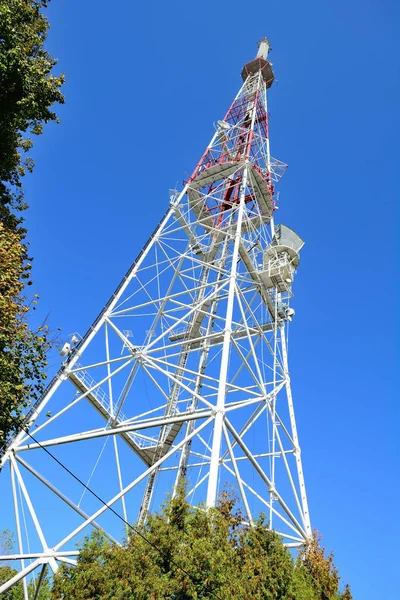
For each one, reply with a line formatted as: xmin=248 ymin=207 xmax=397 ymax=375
xmin=256 ymin=37 xmax=271 ymax=60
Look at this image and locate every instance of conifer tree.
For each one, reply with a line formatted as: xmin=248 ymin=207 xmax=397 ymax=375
xmin=52 ymin=491 xmax=352 ymax=600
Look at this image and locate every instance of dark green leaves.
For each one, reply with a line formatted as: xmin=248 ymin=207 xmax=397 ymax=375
xmin=52 ymin=492 xmax=352 ymax=600
xmin=0 ymin=0 xmax=64 ymax=452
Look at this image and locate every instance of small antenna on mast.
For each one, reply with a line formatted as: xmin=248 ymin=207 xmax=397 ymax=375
xmin=256 ymin=37 xmax=271 ymax=60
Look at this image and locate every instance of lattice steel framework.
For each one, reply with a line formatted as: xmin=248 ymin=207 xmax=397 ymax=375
xmin=0 ymin=38 xmax=312 ymax=596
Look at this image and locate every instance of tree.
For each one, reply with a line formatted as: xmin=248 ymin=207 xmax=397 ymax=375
xmin=0 ymin=0 xmax=64 ymax=452
xmin=0 ymin=222 xmax=51 ymax=449
xmin=52 ymin=490 xmax=352 ymax=600
xmin=0 ymin=529 xmax=51 ymax=599
xmin=0 ymin=566 xmax=52 ymax=599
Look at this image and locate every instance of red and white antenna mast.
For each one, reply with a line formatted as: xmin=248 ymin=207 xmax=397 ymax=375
xmin=0 ymin=39 xmax=311 ymax=596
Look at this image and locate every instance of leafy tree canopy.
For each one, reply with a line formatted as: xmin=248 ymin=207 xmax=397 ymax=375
xmin=0 ymin=0 xmax=64 ymax=452
xmin=0 ymin=530 xmax=51 ymax=599
xmin=0 ymin=566 xmax=52 ymax=600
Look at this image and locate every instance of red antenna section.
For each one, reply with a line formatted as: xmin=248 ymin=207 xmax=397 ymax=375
xmin=188 ymin=40 xmax=281 ymax=231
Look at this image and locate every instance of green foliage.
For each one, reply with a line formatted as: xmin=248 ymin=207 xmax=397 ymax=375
xmin=0 ymin=0 xmax=64 ymax=452
xmin=0 ymin=565 xmax=21 ymax=600
xmin=0 ymin=565 xmax=52 ymax=599
xmin=0 ymin=0 xmax=65 ymax=221
xmin=52 ymin=490 xmax=352 ymax=600
xmin=0 ymin=529 xmax=15 ymax=554
xmin=297 ymin=532 xmax=353 ymax=600
xmin=0 ymin=221 xmax=51 ymax=451
xmin=0 ymin=530 xmax=51 ymax=599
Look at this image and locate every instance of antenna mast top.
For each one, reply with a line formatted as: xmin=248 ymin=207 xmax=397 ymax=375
xmin=256 ymin=37 xmax=271 ymax=60
xmin=241 ymin=37 xmax=274 ymax=88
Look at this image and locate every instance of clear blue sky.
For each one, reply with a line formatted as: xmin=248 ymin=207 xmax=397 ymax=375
xmin=19 ymin=0 xmax=399 ymax=597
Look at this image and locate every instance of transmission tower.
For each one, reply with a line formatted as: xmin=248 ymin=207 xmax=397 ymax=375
xmin=0 ymin=38 xmax=312 ymax=596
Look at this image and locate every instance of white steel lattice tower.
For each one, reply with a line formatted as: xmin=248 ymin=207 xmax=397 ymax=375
xmin=0 ymin=38 xmax=312 ymax=596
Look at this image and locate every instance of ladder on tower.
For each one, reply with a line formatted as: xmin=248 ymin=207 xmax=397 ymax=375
xmin=137 ymin=348 xmax=189 ymax=525
xmin=137 ymin=260 xmax=214 ymax=524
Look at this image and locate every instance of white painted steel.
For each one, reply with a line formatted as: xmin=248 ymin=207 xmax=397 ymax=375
xmin=206 ymin=164 xmax=249 ymax=507
xmin=0 ymin=44 xmax=312 ymax=595
xmin=10 ymin=462 xmax=29 ymax=600
xmin=257 ymin=38 xmax=270 ymax=60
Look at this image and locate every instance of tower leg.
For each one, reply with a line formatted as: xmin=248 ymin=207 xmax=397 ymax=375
xmin=281 ymin=328 xmax=312 ymax=537
xmin=10 ymin=462 xmax=29 ymax=600
xmin=206 ymin=167 xmax=249 ymax=507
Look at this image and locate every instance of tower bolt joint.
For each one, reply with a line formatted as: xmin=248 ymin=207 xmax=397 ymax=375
xmin=212 ymin=408 xmax=225 ymax=418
